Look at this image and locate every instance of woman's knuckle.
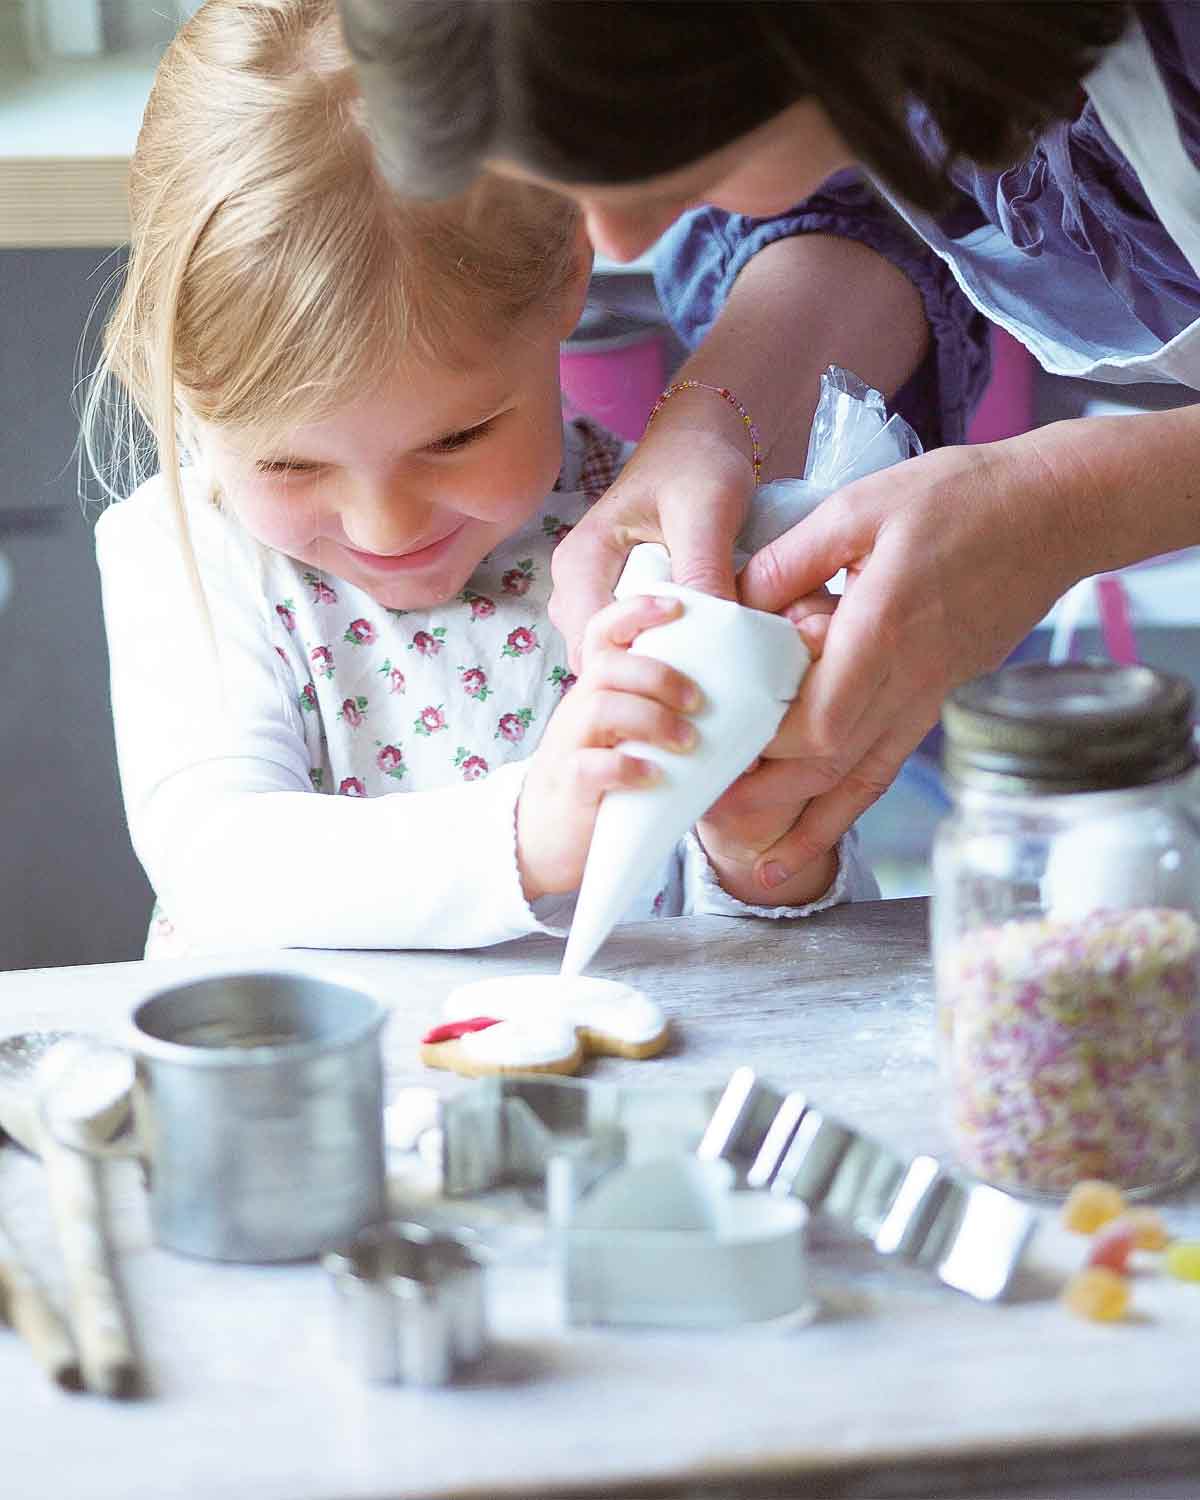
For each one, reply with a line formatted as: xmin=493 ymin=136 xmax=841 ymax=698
xmin=751 ymin=541 xmax=789 ymax=602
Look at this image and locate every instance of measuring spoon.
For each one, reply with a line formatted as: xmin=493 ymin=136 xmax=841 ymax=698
xmin=0 ymin=1031 xmax=139 ymax=1397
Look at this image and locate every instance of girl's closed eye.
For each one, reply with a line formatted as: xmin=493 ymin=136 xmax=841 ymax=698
xmin=255 ymin=458 xmax=323 ymax=478
xmin=426 ymin=415 xmax=499 ymax=454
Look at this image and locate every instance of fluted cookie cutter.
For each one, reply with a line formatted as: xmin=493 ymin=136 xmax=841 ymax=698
xmin=697 ymin=1068 xmax=1036 ymax=1302
xmin=323 ymin=1222 xmax=487 ymax=1385
xmin=551 ymin=1154 xmax=812 ymax=1327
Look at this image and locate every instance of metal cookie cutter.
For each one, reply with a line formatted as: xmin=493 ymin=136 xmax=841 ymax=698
xmin=439 ymin=1074 xmax=723 ymax=1197
xmin=552 ymin=1154 xmax=812 ymax=1328
xmin=323 ymin=1222 xmax=487 ymax=1385
xmin=697 ymin=1068 xmax=1037 ymax=1302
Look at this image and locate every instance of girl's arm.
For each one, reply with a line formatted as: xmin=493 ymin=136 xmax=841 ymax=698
xmin=96 ymin=484 xmax=568 ymax=952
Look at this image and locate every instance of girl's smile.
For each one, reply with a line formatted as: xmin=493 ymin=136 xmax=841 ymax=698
xmin=338 ymin=520 xmax=470 ymax=574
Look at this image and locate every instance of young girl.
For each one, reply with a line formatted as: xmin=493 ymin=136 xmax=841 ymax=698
xmin=88 ymin=0 xmax=877 ymax=957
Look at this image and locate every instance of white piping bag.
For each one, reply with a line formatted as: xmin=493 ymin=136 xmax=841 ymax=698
xmin=560 ymin=368 xmax=921 ymax=976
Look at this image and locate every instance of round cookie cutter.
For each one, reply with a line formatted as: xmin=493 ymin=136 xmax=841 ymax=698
xmin=323 ymin=1221 xmax=487 ymax=1385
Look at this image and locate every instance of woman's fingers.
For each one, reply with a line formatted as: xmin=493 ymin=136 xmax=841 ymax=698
xmin=549 ymin=420 xmax=756 ymax=666
xmin=764 ymin=582 xmax=899 ymax=769
xmin=548 ymin=503 xmax=652 ymax=669
xmin=750 ymin=723 xmax=931 ymax=890
xmin=700 ymin=756 xmax=813 ymax=860
xmin=740 ymin=492 xmax=858 ymax=617
xmin=781 ymin=586 xmax=838 ymax=659
xmin=656 ymin=486 xmax=742 ymax=602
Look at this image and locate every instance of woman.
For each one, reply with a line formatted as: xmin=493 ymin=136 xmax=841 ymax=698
xmin=340 ymin=0 xmax=1200 ymax=896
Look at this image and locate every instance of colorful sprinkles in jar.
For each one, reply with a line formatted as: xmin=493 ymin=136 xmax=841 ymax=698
xmin=943 ymin=907 xmax=1199 ymax=1195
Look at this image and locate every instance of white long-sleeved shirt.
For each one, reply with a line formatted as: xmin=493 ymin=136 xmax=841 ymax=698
xmin=95 ymin=418 xmax=878 ymax=956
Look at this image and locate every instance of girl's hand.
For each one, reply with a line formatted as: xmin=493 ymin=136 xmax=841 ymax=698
xmin=517 ymin=595 xmax=702 ymax=902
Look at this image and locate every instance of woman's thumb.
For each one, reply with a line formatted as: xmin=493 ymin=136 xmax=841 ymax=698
xmin=662 ymin=505 xmax=739 ymax=601
xmin=739 ymin=508 xmax=848 ymax=616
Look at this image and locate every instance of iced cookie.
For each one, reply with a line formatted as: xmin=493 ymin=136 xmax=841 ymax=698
xmin=419 ymin=974 xmax=669 ymax=1078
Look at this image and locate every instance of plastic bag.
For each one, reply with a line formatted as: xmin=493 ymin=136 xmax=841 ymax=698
xmin=735 ymin=366 xmax=920 ymax=561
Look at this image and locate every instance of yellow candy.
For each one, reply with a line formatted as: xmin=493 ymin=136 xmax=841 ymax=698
xmin=1063 ymin=1267 xmax=1130 ymax=1322
xmin=1061 ymin=1180 xmax=1126 ymax=1235
xmin=1118 ymin=1207 xmax=1172 ymax=1253
xmin=1165 ymin=1242 xmax=1200 ymax=1283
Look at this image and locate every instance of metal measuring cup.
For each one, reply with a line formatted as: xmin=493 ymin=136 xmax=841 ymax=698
xmin=126 ymin=970 xmax=388 ymax=1262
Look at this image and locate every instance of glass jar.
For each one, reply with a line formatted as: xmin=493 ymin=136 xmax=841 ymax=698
xmin=933 ymin=661 xmax=1200 ymax=1198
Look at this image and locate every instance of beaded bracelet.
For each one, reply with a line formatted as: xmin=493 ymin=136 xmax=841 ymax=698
xmin=644 ymin=379 xmax=763 ymax=485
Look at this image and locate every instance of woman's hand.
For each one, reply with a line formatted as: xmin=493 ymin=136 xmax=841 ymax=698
xmin=548 ymin=401 xmax=756 ymax=668
xmin=548 ymin=232 xmax=932 ymax=665
xmin=516 ymin=594 xmax=702 ymax=901
xmin=732 ymin=428 xmax=1105 ymax=882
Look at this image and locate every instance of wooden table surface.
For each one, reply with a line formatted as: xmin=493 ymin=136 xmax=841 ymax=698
xmin=1 ymin=897 xmax=1199 ymax=1500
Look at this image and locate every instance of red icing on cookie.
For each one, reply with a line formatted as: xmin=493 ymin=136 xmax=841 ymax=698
xmin=421 ymin=1016 xmax=502 ymax=1045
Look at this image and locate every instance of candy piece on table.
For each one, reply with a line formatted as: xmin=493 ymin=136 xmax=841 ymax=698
xmin=1062 ymin=1179 xmax=1126 ymax=1235
xmin=1086 ymin=1220 xmax=1137 ymax=1275
xmin=1117 ymin=1207 xmax=1172 ymax=1253
xmin=1063 ymin=1266 xmax=1131 ymax=1322
xmin=1164 ymin=1242 xmax=1200 ymax=1283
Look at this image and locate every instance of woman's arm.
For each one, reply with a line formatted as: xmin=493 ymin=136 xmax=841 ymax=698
xmin=550 ymin=228 xmax=932 ymax=655
xmin=675 ymin=229 xmax=932 ymax=484
xmin=549 ymin=176 xmax=995 ymax=660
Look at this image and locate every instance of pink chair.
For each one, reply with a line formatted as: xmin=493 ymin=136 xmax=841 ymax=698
xmin=559 ymin=314 xmax=668 ymax=443
xmin=966 ymin=327 xmax=1036 ymax=444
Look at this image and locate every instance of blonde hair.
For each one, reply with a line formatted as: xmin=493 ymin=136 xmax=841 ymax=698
xmin=83 ymin=0 xmax=582 ymax=508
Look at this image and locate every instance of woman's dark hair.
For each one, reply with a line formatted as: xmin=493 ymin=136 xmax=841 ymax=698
xmin=339 ymin=0 xmax=1129 ymax=211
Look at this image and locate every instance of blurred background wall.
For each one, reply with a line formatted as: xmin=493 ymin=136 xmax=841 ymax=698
xmin=0 ymin=246 xmax=152 ymax=970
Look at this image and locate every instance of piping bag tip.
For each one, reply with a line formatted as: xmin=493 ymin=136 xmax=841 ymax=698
xmin=559 ymin=934 xmax=594 ymax=981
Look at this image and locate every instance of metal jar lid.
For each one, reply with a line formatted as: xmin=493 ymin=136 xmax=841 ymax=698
xmin=942 ymin=661 xmax=1197 ymax=794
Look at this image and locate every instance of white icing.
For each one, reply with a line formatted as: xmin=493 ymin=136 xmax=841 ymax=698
xmin=444 ymin=974 xmax=665 ymax=1048
xmin=456 ymin=1017 xmax=582 ymax=1067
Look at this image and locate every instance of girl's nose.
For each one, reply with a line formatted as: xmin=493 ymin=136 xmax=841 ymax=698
xmin=341 ymin=479 xmax=432 ymax=557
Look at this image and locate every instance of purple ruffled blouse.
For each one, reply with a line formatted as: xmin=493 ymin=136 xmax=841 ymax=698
xmin=655 ymin=2 xmax=1200 ymax=451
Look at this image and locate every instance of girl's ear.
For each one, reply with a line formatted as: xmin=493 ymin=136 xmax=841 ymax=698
xmin=557 ymin=219 xmax=595 ymax=339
